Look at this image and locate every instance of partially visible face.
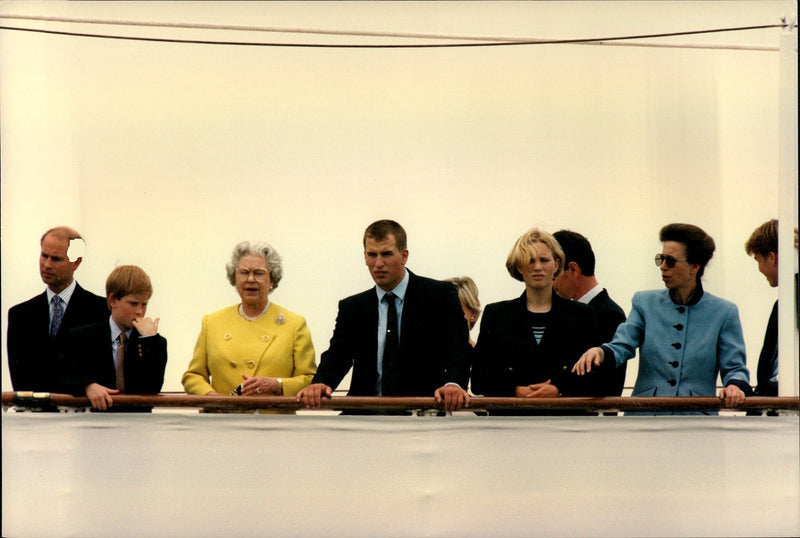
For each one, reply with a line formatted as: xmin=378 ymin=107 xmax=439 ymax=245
xmin=109 ymin=293 xmax=150 ymax=331
xmin=39 ymin=233 xmax=80 ymax=294
xmin=659 ymin=241 xmax=698 ymax=291
xmin=553 ymin=263 xmax=579 ymax=300
xmin=235 ymin=254 xmax=272 ymax=307
xmin=517 ymin=242 xmax=557 ymax=291
xmin=364 ymin=235 xmax=408 ymax=291
xmin=753 ymin=252 xmax=778 ymax=287
xmin=459 ymin=303 xmax=480 ymax=329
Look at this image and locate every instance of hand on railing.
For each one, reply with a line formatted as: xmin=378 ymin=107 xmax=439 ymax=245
xmin=719 ymin=385 xmax=746 ymax=407
xmin=434 ymin=384 xmax=470 ymax=411
xmin=85 ymin=383 xmax=119 ymax=410
xmin=296 ymin=383 xmax=333 ymax=409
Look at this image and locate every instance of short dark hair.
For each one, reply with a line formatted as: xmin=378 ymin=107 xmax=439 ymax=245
xmin=659 ymin=223 xmax=715 ymax=277
xmin=744 ymin=219 xmax=778 ymax=257
xmin=553 ymin=230 xmax=596 ymax=276
xmin=363 ymin=220 xmax=407 ymax=250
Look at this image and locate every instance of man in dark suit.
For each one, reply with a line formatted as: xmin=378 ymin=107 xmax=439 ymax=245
xmin=61 ymin=265 xmax=167 ymax=411
xmin=744 ymin=219 xmax=779 ymax=397
xmin=297 ymin=220 xmax=471 ymax=412
xmin=553 ymin=230 xmax=627 ymax=396
xmin=7 ymin=226 xmax=108 ymax=392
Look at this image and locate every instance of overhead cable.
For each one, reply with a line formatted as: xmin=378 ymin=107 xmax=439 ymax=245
xmin=0 ymin=13 xmax=789 ymax=51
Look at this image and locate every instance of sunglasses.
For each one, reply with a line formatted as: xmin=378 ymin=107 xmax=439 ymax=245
xmin=654 ymin=254 xmax=687 ymax=268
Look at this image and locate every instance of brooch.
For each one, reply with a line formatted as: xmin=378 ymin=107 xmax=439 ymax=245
xmin=275 ymin=314 xmax=286 ymax=325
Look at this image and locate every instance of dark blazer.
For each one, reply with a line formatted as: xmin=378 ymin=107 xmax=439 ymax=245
xmin=312 ymin=270 xmax=471 ymax=396
xmin=754 ymin=300 xmax=778 ymax=397
xmin=589 ymin=289 xmax=628 ymax=396
xmin=7 ymin=283 xmax=108 ymax=392
xmin=61 ymin=320 xmax=167 ymax=409
xmin=471 ymin=292 xmax=604 ymax=397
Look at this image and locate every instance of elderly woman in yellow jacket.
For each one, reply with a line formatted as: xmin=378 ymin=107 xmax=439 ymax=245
xmin=182 ymin=241 xmax=316 ymax=397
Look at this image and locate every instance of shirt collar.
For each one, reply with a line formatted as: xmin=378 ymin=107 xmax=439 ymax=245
xmin=578 ymin=284 xmax=604 ymax=304
xmin=109 ymin=317 xmax=131 ymax=342
xmin=46 ymin=280 xmax=78 ymax=305
xmin=375 ymin=269 xmax=410 ymax=302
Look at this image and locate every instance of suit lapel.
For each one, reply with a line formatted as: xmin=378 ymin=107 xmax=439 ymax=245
xmin=363 ymin=290 xmax=379 ymax=357
xmin=33 ymin=292 xmax=52 ymax=337
xmin=541 ymin=293 xmax=575 ymax=349
xmin=350 ymin=289 xmax=379 ymax=381
xmin=514 ymin=294 xmax=540 ymax=355
xmin=398 ymin=272 xmax=416 ymax=345
xmin=57 ymin=285 xmax=88 ymax=337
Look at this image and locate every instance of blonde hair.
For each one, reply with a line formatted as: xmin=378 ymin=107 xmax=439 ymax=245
xmin=445 ymin=276 xmax=481 ymax=329
xmin=505 ymin=228 xmax=564 ymax=282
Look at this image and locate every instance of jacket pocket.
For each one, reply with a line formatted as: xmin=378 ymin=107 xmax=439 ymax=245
xmin=632 ymin=386 xmax=657 ymax=397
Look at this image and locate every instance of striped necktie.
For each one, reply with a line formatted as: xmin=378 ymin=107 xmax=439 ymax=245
xmin=116 ymin=332 xmax=127 ymax=392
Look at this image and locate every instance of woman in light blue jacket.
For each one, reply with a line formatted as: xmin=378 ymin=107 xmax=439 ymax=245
xmin=572 ymin=223 xmax=751 ymax=410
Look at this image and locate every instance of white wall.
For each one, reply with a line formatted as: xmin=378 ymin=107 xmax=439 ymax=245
xmin=3 ymin=414 xmax=799 ymax=537
xmin=0 ymin=1 xmax=791 ymax=393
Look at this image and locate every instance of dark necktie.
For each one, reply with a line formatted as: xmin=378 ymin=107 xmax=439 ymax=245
xmin=116 ymin=332 xmax=127 ymax=392
xmin=381 ymin=292 xmax=402 ymax=396
xmin=50 ymin=296 xmax=64 ymax=336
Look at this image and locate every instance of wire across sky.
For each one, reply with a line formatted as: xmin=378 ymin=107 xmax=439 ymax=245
xmin=0 ymin=13 xmax=792 ymax=51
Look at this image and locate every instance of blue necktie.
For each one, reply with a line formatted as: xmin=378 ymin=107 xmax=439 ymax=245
xmin=50 ymin=296 xmax=64 ymax=336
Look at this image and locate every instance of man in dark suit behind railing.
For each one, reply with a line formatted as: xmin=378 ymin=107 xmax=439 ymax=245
xmin=7 ymin=226 xmax=108 ymax=393
xmin=297 ymin=219 xmax=471 ymax=412
xmin=744 ymin=219 xmax=780 ymax=397
xmin=553 ymin=229 xmax=627 ymax=396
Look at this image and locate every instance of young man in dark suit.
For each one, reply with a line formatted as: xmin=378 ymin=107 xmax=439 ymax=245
xmin=7 ymin=226 xmax=108 ymax=392
xmin=553 ymin=229 xmax=628 ymax=396
xmin=744 ymin=219 xmax=779 ymax=397
xmin=61 ymin=265 xmax=167 ymax=411
xmin=297 ymin=220 xmax=471 ymax=412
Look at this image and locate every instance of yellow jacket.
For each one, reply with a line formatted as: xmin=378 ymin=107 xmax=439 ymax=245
xmin=182 ymin=303 xmax=316 ymax=397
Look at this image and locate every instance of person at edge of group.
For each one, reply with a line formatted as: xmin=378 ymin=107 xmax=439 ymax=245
xmin=743 ymin=220 xmax=800 ymax=398
xmin=60 ymin=265 xmax=167 ymax=411
xmin=296 ymin=220 xmax=472 ymax=413
xmin=470 ymin=227 xmax=605 ymax=413
xmin=7 ymin=226 xmax=108 ymax=393
xmin=444 ymin=276 xmax=482 ymax=348
xmin=182 ymin=241 xmax=317 ymax=411
xmin=572 ymin=223 xmax=752 ymax=415
xmin=553 ymin=230 xmax=627 ymax=396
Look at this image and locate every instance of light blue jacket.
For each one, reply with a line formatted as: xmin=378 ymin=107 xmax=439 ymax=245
xmin=603 ymin=287 xmax=750 ymax=398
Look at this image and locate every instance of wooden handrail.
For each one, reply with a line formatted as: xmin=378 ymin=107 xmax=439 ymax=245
xmin=2 ymin=392 xmax=798 ymax=412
